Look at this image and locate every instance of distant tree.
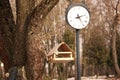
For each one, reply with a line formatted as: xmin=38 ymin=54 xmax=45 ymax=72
xmin=82 ymin=0 xmax=120 ymax=77
xmin=63 ymin=28 xmax=75 ymax=50
xmin=83 ymin=27 xmax=108 ymax=77
xmin=116 ymin=32 xmax=120 ymax=66
xmin=110 ymin=0 xmax=120 ymax=76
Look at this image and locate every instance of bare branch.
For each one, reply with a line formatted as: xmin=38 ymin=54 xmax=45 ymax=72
xmin=115 ymin=0 xmax=120 ymax=15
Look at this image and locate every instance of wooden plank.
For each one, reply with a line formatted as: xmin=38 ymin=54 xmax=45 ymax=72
xmin=54 ymin=57 xmax=74 ymax=60
xmin=54 ymin=52 xmax=72 ymax=54
xmin=47 ymin=57 xmax=74 ymax=63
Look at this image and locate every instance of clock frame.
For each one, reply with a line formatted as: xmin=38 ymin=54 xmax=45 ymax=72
xmin=66 ymin=3 xmax=90 ymax=29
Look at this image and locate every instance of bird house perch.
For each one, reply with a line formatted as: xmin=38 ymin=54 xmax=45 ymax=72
xmin=47 ymin=42 xmax=75 ymax=63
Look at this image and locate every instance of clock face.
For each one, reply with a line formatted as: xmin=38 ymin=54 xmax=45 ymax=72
xmin=66 ymin=5 xmax=90 ymax=29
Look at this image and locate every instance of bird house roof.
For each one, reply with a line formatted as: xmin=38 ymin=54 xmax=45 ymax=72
xmin=47 ymin=42 xmax=75 ymax=57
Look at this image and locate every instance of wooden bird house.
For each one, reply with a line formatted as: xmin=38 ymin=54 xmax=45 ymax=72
xmin=47 ymin=42 xmax=75 ymax=63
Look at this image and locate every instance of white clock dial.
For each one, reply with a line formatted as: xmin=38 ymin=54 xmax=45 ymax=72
xmin=66 ymin=5 xmax=90 ymax=29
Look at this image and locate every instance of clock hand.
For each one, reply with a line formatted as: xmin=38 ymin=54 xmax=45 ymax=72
xmin=80 ymin=15 xmax=86 ymax=17
xmin=76 ymin=14 xmax=85 ymax=18
xmin=76 ymin=14 xmax=84 ymax=26
xmin=76 ymin=14 xmax=80 ymax=19
xmin=76 ymin=14 xmax=82 ymax=22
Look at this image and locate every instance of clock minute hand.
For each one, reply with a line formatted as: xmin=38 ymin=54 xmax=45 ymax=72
xmin=76 ymin=14 xmax=85 ymax=19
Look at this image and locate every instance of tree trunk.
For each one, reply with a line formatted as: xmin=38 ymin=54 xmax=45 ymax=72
xmin=13 ymin=0 xmax=34 ymax=67
xmin=111 ymin=15 xmax=120 ymax=77
xmin=0 ymin=0 xmax=60 ymax=79
xmin=25 ymin=0 xmax=59 ymax=80
xmin=111 ymin=0 xmax=120 ymax=77
xmin=12 ymin=0 xmax=35 ymax=80
xmin=0 ymin=0 xmax=15 ymax=72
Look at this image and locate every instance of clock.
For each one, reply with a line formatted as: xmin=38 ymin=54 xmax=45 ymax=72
xmin=66 ymin=3 xmax=90 ymax=29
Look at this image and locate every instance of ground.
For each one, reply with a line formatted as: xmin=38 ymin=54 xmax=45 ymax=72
xmin=53 ymin=76 xmax=119 ymax=80
xmin=67 ymin=76 xmax=119 ymax=80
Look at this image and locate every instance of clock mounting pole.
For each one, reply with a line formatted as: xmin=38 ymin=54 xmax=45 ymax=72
xmin=66 ymin=1 xmax=90 ymax=80
xmin=76 ymin=29 xmax=81 ymax=80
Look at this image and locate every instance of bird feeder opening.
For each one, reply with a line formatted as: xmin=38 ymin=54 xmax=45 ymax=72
xmin=47 ymin=42 xmax=75 ymax=63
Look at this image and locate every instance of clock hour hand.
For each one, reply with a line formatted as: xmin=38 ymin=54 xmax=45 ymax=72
xmin=76 ymin=14 xmax=84 ymax=26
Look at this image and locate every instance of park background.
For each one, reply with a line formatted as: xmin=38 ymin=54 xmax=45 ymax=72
xmin=0 ymin=0 xmax=120 ymax=80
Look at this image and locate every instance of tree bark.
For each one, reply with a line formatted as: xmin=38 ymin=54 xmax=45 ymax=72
xmin=111 ymin=0 xmax=120 ymax=77
xmin=0 ymin=0 xmax=15 ymax=72
xmin=13 ymin=0 xmax=34 ymax=67
xmin=111 ymin=15 xmax=120 ymax=76
xmin=25 ymin=0 xmax=59 ymax=80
